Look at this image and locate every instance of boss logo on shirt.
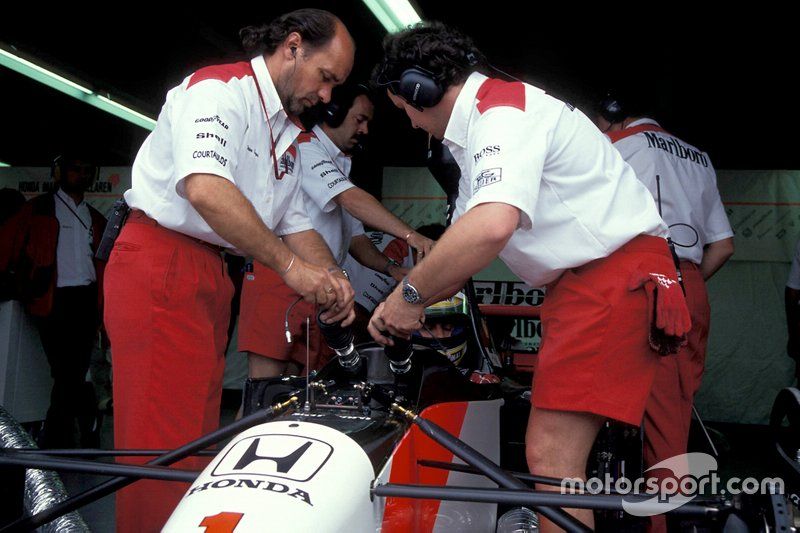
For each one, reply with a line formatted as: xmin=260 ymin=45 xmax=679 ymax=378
xmin=473 ymin=167 xmax=502 ymax=192
xmin=196 ymin=132 xmax=228 ymax=147
xmin=473 ymin=144 xmax=501 ymax=164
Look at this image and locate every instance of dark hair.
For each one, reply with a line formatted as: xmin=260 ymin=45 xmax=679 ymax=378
xmin=415 ymin=223 xmax=446 ymax=241
xmin=372 ymin=21 xmax=485 ymax=90
xmin=240 ymin=9 xmax=341 ymax=55
xmin=595 ymin=87 xmax=654 ymax=123
xmin=299 ymin=83 xmax=373 ymax=129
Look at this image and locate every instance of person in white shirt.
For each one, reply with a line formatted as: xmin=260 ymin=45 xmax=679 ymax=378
xmin=367 ymin=22 xmax=691 ymax=531
xmin=238 ymin=84 xmax=433 ymax=378
xmin=595 ymin=92 xmax=734 ymax=531
xmin=102 ymin=10 xmax=356 ymax=532
xmin=0 ymin=153 xmax=106 ymax=449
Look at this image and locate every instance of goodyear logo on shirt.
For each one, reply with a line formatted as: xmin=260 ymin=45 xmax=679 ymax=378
xmin=473 ymin=167 xmax=502 ymax=193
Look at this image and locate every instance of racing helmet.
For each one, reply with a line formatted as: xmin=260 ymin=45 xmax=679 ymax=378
xmin=412 ymin=292 xmax=469 ymax=365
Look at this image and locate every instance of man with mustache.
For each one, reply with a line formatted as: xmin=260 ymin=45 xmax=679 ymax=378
xmin=103 ymin=9 xmax=356 ymax=531
xmin=239 ymin=83 xmax=434 ymax=379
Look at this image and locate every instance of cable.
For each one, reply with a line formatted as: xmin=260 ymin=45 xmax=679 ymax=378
xmin=284 ymin=296 xmax=303 ymax=344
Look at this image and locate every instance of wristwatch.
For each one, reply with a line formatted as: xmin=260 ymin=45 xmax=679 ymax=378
xmin=401 ymin=276 xmax=423 ymax=304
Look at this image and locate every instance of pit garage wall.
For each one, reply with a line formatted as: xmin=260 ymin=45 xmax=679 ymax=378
xmin=382 ymin=167 xmax=799 ymax=425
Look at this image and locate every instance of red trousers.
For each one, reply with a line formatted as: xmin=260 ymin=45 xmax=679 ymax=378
xmin=104 ymin=211 xmax=233 ymax=532
xmin=238 ymin=261 xmax=332 ymax=371
xmin=643 ymin=262 xmax=709 ymax=532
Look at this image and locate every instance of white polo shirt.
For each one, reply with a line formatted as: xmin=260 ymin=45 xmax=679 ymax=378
xmin=125 ymin=55 xmax=312 ymax=249
xmin=343 ymin=232 xmax=414 ymax=312
xmin=54 ymin=189 xmax=96 ymax=287
xmin=296 ymin=126 xmax=363 ymax=265
xmin=608 ymin=118 xmax=734 ymax=265
xmin=445 ymin=72 xmax=667 ymax=287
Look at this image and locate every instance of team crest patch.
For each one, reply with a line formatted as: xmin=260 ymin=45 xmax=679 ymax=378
xmin=277 ymin=146 xmax=297 ymax=179
xmin=473 ymin=167 xmax=502 ymax=192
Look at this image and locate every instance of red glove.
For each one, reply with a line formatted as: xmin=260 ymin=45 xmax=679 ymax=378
xmin=629 ymin=267 xmax=691 ymax=355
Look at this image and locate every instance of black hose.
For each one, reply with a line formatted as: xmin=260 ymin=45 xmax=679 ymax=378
xmin=373 ymin=484 xmax=721 ymax=517
xmin=0 ymin=455 xmax=199 ymax=483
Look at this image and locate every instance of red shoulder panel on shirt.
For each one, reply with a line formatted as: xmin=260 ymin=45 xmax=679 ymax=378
xmin=476 ymin=78 xmax=526 ymax=114
xmin=187 ymin=62 xmax=253 ymax=89
xmin=606 ymin=124 xmax=668 ymax=144
xmin=297 ymin=131 xmax=318 ymax=144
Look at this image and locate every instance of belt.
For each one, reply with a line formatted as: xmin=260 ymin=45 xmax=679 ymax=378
xmin=126 ymin=210 xmax=225 ymax=254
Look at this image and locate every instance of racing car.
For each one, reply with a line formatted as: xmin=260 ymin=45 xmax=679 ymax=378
xmin=1 ymin=296 xmax=798 ymax=532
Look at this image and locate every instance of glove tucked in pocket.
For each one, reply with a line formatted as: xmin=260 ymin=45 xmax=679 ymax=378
xmin=629 ymin=269 xmax=691 ymax=356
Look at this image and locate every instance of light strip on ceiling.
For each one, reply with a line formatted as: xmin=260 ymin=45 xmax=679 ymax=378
xmin=0 ymin=46 xmax=156 ymax=131
xmin=362 ymin=0 xmax=422 ymax=33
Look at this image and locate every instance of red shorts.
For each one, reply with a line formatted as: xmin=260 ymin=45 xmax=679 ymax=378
xmin=104 ymin=211 xmax=233 ymax=532
xmin=238 ymin=261 xmax=332 ymax=371
xmin=532 ymin=235 xmax=672 ymax=426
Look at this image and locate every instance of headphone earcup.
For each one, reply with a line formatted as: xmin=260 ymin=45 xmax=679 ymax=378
xmin=398 ymin=67 xmax=444 ymax=108
xmin=599 ymin=96 xmax=625 ymax=124
xmin=323 ymin=101 xmax=347 ymax=128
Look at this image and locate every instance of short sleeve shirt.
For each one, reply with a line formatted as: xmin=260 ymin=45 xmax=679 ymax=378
xmin=125 ymin=55 xmax=312 ymax=249
xmin=444 ymin=72 xmax=667 ymax=286
xmin=608 ymin=118 xmax=734 ymax=264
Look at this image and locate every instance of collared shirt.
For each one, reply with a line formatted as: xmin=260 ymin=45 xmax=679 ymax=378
xmin=125 ymin=55 xmax=312 ymax=249
xmin=444 ymin=72 xmax=667 ymax=287
xmin=343 ymin=231 xmax=413 ymax=312
xmin=608 ymin=118 xmax=734 ymax=264
xmin=54 ymin=188 xmax=96 ymax=287
xmin=296 ymin=126 xmax=362 ymax=265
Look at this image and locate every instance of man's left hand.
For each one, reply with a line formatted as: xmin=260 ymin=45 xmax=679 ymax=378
xmin=406 ymin=232 xmax=435 ymax=261
xmin=367 ymin=289 xmax=425 ymax=345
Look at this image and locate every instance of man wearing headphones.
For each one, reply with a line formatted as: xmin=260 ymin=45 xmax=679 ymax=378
xmin=238 ymin=84 xmax=434 ymax=378
xmin=596 ymin=93 xmax=734 ymax=530
xmin=103 ymin=9 xmax=357 ymax=531
xmin=367 ymin=22 xmax=691 ymax=531
xmin=0 ymin=153 xmax=106 ymax=448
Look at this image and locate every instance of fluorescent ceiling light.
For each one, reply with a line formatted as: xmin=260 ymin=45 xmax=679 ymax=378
xmin=0 ymin=46 xmax=156 ymax=131
xmin=362 ymin=0 xmax=422 ymax=32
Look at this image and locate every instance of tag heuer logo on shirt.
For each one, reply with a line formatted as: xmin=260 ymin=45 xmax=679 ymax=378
xmin=473 ymin=167 xmax=502 ymax=192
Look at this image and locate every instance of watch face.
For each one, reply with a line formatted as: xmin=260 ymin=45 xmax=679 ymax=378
xmin=403 ymin=282 xmax=420 ymax=303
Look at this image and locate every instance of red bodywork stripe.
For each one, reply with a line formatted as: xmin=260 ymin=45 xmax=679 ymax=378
xmin=380 ymin=402 xmax=469 ymax=533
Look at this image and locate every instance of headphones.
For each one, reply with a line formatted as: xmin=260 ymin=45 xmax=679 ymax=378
xmin=378 ymin=51 xmax=479 ymax=110
xmin=51 ymin=154 xmax=97 ymax=186
xmin=599 ymin=93 xmax=626 ymax=124
xmin=291 ymin=46 xmax=297 ymax=57
xmin=323 ymin=83 xmax=371 ymax=128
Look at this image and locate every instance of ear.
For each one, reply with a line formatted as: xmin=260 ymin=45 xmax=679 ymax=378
xmin=284 ymin=32 xmax=302 ymax=59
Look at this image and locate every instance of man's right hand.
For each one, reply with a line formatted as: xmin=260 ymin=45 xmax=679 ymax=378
xmin=282 ymin=258 xmax=355 ymax=325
